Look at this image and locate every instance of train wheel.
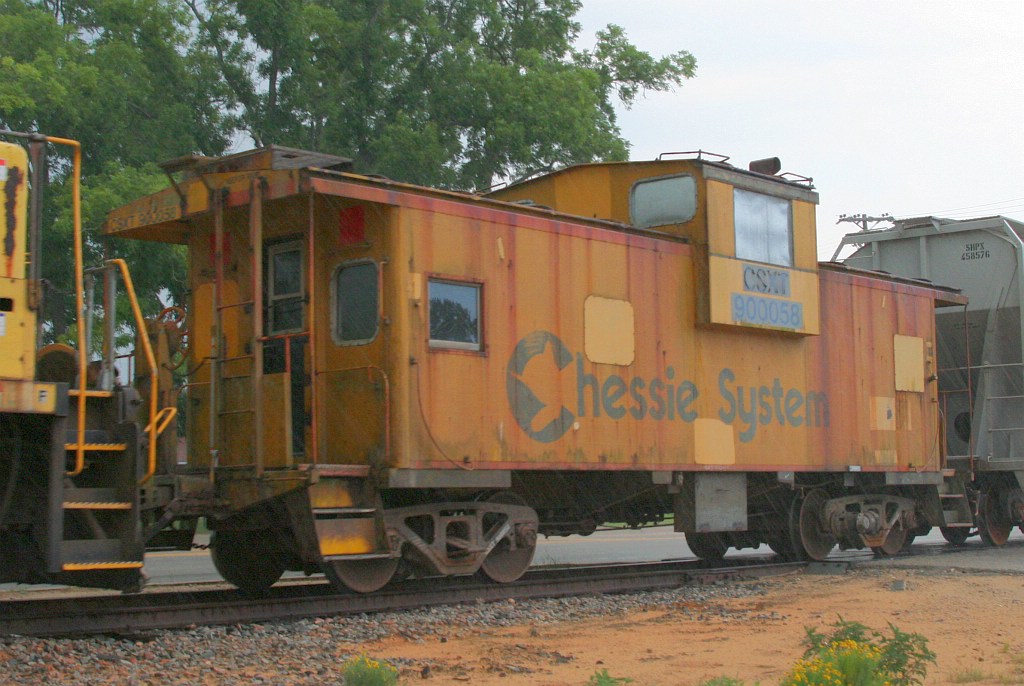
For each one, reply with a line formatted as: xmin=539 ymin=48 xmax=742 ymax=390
xmin=323 ymin=557 xmax=400 ymax=594
xmin=871 ymin=525 xmax=908 ymax=556
xmin=940 ymin=527 xmax=970 ymax=545
xmin=978 ymin=485 xmax=1012 ymax=546
xmin=796 ymin=489 xmax=836 ymax=561
xmin=479 ymin=492 xmax=537 ymax=584
xmin=210 ymin=530 xmax=286 ymax=595
xmin=686 ymin=532 xmax=728 ymax=564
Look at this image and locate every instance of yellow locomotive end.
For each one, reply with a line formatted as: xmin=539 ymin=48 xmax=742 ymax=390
xmin=0 ymin=140 xmax=61 ymax=414
xmin=0 ymin=141 xmax=35 ymax=381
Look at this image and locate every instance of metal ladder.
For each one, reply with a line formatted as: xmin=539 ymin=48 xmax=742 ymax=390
xmin=938 ymin=469 xmax=974 ymax=528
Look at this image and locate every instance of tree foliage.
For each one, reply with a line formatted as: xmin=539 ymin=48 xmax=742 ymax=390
xmin=1 ymin=0 xmax=231 ymax=333
xmin=189 ymin=0 xmax=696 ymax=189
xmin=1 ymin=0 xmax=695 ymax=332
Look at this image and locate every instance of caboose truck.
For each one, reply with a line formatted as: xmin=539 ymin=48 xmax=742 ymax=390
xmin=0 ymin=132 xmax=177 ymax=591
xmin=102 ymin=147 xmax=971 ymax=594
xmin=837 ymin=216 xmax=1024 ymax=544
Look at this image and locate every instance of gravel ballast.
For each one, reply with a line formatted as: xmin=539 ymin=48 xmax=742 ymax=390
xmin=0 ymin=581 xmax=769 ymax=685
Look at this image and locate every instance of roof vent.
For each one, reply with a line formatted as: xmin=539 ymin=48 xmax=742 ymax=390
xmin=748 ymin=157 xmax=781 ymax=175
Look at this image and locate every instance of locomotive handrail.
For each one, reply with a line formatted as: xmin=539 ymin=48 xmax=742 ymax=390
xmin=40 ymin=135 xmax=90 ymax=478
xmin=104 ymin=258 xmax=161 ymax=485
xmin=40 ymin=139 xmax=158 ymax=482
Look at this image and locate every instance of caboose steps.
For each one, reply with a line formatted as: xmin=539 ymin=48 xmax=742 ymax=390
xmin=937 ymin=475 xmax=974 ymax=527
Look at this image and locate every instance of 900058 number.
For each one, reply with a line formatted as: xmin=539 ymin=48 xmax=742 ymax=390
xmin=731 ymin=293 xmax=803 ymax=330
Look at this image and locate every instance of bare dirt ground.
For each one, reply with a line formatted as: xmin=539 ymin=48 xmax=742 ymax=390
xmin=365 ymin=567 xmax=1024 ymax=685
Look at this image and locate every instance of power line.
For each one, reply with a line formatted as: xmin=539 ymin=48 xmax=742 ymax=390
xmin=894 ymin=196 xmax=1024 ymax=219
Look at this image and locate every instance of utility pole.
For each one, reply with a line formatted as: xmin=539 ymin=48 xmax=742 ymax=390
xmin=837 ymin=213 xmax=894 ymax=232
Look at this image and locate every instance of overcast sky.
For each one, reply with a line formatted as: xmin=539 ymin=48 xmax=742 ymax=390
xmin=574 ymin=1 xmax=1024 ymax=258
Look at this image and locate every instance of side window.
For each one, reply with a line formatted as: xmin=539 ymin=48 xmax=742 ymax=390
xmin=428 ymin=279 xmax=481 ymax=351
xmin=333 ymin=261 xmax=379 ymax=344
xmin=629 ymin=174 xmax=697 ymax=229
xmin=734 ymin=188 xmax=793 ymax=267
xmin=267 ymin=240 xmax=304 ymax=334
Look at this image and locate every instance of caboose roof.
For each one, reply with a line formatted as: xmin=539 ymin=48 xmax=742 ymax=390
xmin=104 ymin=149 xmax=668 ymax=243
xmin=491 ymin=155 xmax=818 ymax=202
xmin=159 ymin=145 xmax=353 ymax=177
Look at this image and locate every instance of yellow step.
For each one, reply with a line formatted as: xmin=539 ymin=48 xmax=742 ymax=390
xmin=64 ymin=501 xmax=133 ymax=510
xmin=68 ymin=389 xmax=116 ymax=398
xmin=62 ymin=561 xmax=143 ymax=571
xmin=64 ymin=443 xmax=127 ymax=451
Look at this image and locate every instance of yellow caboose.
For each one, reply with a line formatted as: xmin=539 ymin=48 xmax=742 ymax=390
xmin=106 ymin=148 xmax=966 ymax=593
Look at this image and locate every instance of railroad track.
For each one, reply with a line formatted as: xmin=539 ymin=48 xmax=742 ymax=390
xmin=0 ymin=557 xmax=804 ymax=637
xmin=7 ymin=535 xmax=1006 ymax=638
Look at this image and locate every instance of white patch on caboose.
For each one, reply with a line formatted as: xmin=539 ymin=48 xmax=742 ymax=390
xmin=695 ymin=418 xmax=736 ymax=465
xmin=894 ymin=335 xmax=925 ymax=392
xmin=871 ymin=396 xmax=896 ymax=431
xmin=584 ymin=296 xmax=635 ymax=366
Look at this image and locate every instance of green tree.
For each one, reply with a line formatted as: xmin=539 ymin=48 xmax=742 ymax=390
xmin=2 ymin=0 xmax=696 ymax=337
xmin=188 ymin=0 xmax=696 ymax=189
xmin=1 ymin=0 xmax=232 ymax=173
xmin=1 ymin=0 xmax=232 ymax=336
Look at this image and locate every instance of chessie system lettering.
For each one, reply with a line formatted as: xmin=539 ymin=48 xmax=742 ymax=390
xmin=506 ymin=331 xmax=829 ymax=444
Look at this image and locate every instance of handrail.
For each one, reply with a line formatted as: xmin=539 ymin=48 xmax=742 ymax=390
xmin=22 ymin=135 xmax=162 ymax=484
xmin=105 ymin=258 xmax=161 ymax=485
xmin=146 ymin=406 xmax=178 ymax=437
xmin=41 ymin=136 xmax=89 ymax=478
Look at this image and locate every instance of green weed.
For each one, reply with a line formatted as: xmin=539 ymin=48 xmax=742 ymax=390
xmin=586 ymin=668 xmax=634 ymax=685
xmin=340 ymin=654 xmax=399 ymax=686
xmin=782 ymin=618 xmax=935 ymax=686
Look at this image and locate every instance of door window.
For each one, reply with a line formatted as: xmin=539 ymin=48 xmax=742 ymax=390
xmin=267 ymin=240 xmax=304 ymax=334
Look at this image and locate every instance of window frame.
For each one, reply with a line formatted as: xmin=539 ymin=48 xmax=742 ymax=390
xmin=628 ymin=173 xmax=698 ymax=229
xmin=427 ymin=276 xmax=484 ymax=353
xmin=733 ymin=187 xmax=794 ymax=268
xmin=266 ymin=239 xmax=305 ymax=335
xmin=330 ymin=259 xmax=381 ymax=346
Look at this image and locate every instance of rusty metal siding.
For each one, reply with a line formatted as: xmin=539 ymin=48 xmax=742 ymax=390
xmin=153 ymin=163 xmax=944 ymax=477
xmin=812 ymin=269 xmax=941 ymax=472
xmin=395 ymin=210 xmax=944 ymax=473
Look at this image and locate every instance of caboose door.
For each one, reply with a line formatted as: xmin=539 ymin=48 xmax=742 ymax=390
xmin=263 ymin=238 xmax=309 ymax=459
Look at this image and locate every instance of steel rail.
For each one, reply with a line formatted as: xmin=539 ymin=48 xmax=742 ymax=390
xmin=0 ymin=559 xmax=803 ymax=637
